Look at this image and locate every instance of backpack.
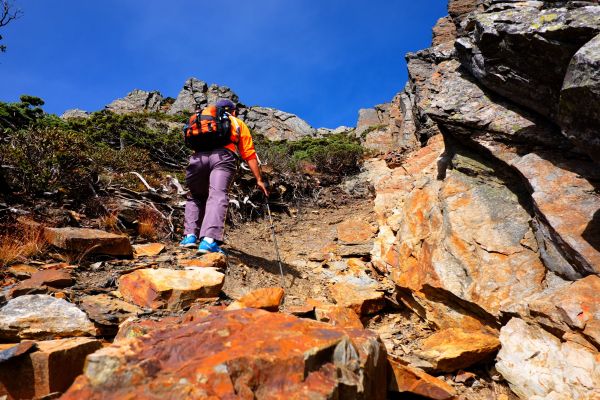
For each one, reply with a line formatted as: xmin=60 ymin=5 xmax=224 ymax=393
xmin=183 ymin=105 xmax=233 ymax=151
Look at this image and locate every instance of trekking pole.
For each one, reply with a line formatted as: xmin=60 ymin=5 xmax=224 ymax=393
xmin=264 ymin=195 xmax=286 ymax=288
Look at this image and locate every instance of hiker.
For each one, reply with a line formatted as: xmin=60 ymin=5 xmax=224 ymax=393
xmin=180 ymin=99 xmax=268 ymax=253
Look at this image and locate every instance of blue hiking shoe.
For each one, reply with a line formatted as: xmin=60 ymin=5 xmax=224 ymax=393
xmin=197 ymin=238 xmax=225 ymax=254
xmin=179 ymin=234 xmax=198 ymax=248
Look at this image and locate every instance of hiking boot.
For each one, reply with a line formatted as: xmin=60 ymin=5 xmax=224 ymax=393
xmin=179 ymin=234 xmax=198 ymax=248
xmin=197 ymin=238 xmax=225 ymax=254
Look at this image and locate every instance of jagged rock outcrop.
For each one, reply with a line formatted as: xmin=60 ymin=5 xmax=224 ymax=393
xmin=354 ymin=89 xmax=419 ymax=154
xmin=166 ymin=77 xmax=239 ymax=115
xmin=455 ymin=3 xmax=600 ymax=123
xmin=243 ymin=106 xmax=316 ymax=141
xmin=367 ymin=0 xmax=600 ymax=398
xmin=106 ymin=89 xmax=164 ymax=114
xmin=60 ymin=109 xmax=90 ymax=119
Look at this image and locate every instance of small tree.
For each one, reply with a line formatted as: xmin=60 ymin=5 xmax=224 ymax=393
xmin=0 ymin=1 xmax=22 ymax=53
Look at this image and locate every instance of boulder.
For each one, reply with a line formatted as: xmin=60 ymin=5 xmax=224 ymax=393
xmin=456 ymin=4 xmax=600 ymax=120
xmin=62 ymin=308 xmax=388 ymax=400
xmin=243 ymin=106 xmax=316 ymax=141
xmin=559 ymin=33 xmax=600 ymax=163
xmin=167 ymin=77 xmax=239 ymax=115
xmin=417 ymin=327 xmax=500 ymax=373
xmin=105 ymin=89 xmax=163 ymax=114
xmin=496 ymin=318 xmax=600 ymax=400
xmin=0 ymin=337 xmax=102 ymax=399
xmin=388 ymin=357 xmax=456 ymax=400
xmin=44 ymin=227 xmax=133 ymax=258
xmin=0 ymin=295 xmax=97 ymax=341
xmin=118 ymin=267 xmax=225 ymax=310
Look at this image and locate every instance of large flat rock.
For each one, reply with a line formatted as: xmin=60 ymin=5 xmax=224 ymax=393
xmin=0 ymin=295 xmax=97 ymax=341
xmin=44 ymin=227 xmax=133 ymax=257
xmin=62 ymin=308 xmax=388 ymax=400
xmin=118 ymin=267 xmax=225 ymax=310
xmin=0 ymin=337 xmax=102 ymax=399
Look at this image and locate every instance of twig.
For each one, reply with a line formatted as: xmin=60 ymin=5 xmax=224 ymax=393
xmin=128 ymin=172 xmax=156 ymax=192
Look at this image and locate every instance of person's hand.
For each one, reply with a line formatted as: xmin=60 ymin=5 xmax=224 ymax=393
xmin=257 ymin=180 xmax=269 ymax=197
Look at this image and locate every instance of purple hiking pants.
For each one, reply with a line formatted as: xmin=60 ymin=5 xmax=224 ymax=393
xmin=184 ymin=149 xmax=238 ymax=242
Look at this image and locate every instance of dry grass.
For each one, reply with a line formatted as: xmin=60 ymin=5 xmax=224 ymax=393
xmin=99 ymin=210 xmax=121 ymax=233
xmin=0 ymin=221 xmax=48 ymax=267
xmin=137 ymin=206 xmax=166 ymax=240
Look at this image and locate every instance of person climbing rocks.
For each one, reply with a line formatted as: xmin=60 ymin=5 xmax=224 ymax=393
xmin=180 ymin=99 xmax=269 ymax=253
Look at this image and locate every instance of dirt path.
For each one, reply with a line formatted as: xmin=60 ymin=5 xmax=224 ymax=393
xmin=222 ymin=196 xmax=376 ymax=306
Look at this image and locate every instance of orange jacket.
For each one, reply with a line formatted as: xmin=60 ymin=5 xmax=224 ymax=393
xmin=225 ymin=115 xmax=257 ymax=161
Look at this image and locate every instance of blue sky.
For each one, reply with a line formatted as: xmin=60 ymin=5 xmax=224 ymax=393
xmin=0 ymin=0 xmax=447 ymax=128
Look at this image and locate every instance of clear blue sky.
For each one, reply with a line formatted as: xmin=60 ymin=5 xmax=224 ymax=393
xmin=1 ymin=0 xmax=447 ymax=128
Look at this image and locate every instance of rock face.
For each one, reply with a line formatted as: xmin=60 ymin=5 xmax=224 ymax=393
xmin=354 ymin=90 xmax=419 ymax=154
xmin=167 ymin=77 xmax=239 ymax=115
xmin=366 ymin=1 xmax=600 ymax=398
xmin=60 ymin=108 xmax=90 ymax=119
xmin=62 ymin=308 xmax=388 ymax=400
xmin=0 ymin=295 xmax=97 ymax=341
xmin=106 ymin=89 xmax=163 ymax=114
xmin=559 ymin=33 xmax=600 ymax=162
xmin=243 ymin=106 xmax=317 ymax=141
xmin=456 ymin=4 xmax=600 ymax=121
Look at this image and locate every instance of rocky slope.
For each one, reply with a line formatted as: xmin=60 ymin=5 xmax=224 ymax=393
xmin=365 ymin=0 xmax=600 ymax=399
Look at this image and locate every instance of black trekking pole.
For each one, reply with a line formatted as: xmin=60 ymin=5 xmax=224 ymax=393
xmin=264 ymin=194 xmax=286 ymax=288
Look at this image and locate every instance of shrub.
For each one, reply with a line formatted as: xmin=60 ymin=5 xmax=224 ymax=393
xmin=255 ymin=133 xmax=364 ymax=177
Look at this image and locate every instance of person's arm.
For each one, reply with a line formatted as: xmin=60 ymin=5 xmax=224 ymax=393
xmin=234 ymin=118 xmax=269 ymax=197
xmin=247 ymin=157 xmax=269 ymax=197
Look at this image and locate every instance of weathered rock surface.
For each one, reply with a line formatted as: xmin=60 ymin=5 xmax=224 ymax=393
xmin=559 ymin=33 xmax=600 ymax=162
xmin=337 ymin=217 xmax=377 ymax=244
xmin=60 ymin=108 xmax=90 ymax=119
xmin=63 ymin=308 xmax=388 ymax=400
xmin=388 ymin=357 xmax=456 ymax=400
xmin=314 ymin=305 xmax=364 ymax=329
xmin=0 ymin=337 xmax=102 ymax=400
xmin=79 ymin=294 xmax=143 ymax=335
xmin=456 ymin=4 xmax=600 ymax=121
xmin=496 ymin=318 xmax=600 ymax=400
xmin=329 ymin=282 xmax=385 ymax=316
xmin=227 ymin=287 xmax=285 ymax=311
xmin=106 ymin=89 xmax=163 ymax=114
xmin=8 ymin=268 xmax=73 ymax=298
xmin=354 ymin=90 xmax=419 ymax=154
xmin=418 ymin=328 xmax=500 ymax=372
xmin=0 ymin=295 xmax=97 ymax=341
xmin=118 ymin=267 xmax=225 ymax=310
xmin=132 ymin=242 xmax=165 ymax=257
xmin=432 ymin=15 xmax=457 ymax=46
xmin=44 ymin=227 xmax=133 ymax=258
xmin=243 ymin=106 xmax=316 ymax=141
xmin=178 ymin=252 xmax=227 ymax=270
xmin=167 ymin=77 xmax=239 ymax=115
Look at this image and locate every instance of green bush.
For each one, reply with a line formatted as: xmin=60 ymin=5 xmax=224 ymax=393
xmin=0 ymin=95 xmax=46 ymax=131
xmin=255 ymin=133 xmax=364 ymax=176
